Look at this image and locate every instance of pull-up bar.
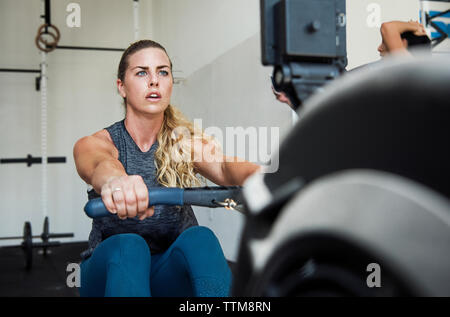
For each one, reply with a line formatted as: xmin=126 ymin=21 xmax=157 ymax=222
xmin=0 ymin=69 xmax=41 ymax=74
xmin=51 ymin=45 xmax=125 ymax=52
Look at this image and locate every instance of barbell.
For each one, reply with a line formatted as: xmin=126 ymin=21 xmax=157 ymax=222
xmin=0 ymin=216 xmax=74 ymax=270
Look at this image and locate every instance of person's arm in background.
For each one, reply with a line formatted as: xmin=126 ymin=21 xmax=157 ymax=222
xmin=73 ymin=130 xmax=154 ymax=220
xmin=380 ymin=21 xmax=427 ymax=55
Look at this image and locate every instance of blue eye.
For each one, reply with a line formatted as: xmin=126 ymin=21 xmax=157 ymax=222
xmin=136 ymin=70 xmax=147 ymax=76
xmin=159 ymin=70 xmax=169 ymax=76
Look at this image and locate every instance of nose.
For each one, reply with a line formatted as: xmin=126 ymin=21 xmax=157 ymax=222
xmin=148 ymin=73 xmax=159 ymax=87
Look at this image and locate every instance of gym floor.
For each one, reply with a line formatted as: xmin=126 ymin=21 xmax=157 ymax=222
xmin=0 ymin=242 xmax=87 ymax=297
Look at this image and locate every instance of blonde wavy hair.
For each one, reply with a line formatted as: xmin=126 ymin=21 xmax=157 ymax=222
xmin=156 ymin=105 xmax=213 ymax=187
xmin=118 ymin=40 xmax=215 ymax=188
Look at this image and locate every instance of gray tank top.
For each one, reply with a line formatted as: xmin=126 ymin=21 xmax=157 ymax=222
xmin=81 ymin=120 xmax=198 ymax=260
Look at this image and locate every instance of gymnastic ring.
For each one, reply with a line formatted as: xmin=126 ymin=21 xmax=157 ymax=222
xmin=35 ymin=24 xmax=60 ymax=52
xmin=35 ymin=32 xmax=57 ymax=52
xmin=36 ymin=24 xmax=61 ymax=44
xmin=37 ymin=24 xmax=60 ymax=45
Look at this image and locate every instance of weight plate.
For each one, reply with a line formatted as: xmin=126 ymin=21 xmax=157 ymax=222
xmin=22 ymin=222 xmax=33 ymax=270
xmin=42 ymin=216 xmax=49 ymax=256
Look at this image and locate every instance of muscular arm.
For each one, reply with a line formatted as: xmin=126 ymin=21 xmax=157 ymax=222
xmin=192 ymin=138 xmax=261 ymax=186
xmin=73 ymin=130 xmax=125 ymax=194
xmin=74 ymin=130 xmax=154 ymax=220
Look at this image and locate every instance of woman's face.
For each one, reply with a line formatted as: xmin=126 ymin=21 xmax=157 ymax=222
xmin=118 ymin=47 xmax=173 ymax=116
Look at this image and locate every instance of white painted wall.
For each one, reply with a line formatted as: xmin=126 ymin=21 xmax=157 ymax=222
xmin=151 ymin=0 xmax=261 ymax=78
xmin=1 ymin=0 xmax=448 ymax=262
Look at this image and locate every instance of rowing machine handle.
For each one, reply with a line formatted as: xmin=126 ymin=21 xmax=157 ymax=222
xmin=84 ymin=187 xmax=183 ymax=219
xmin=84 ymin=186 xmax=242 ymax=219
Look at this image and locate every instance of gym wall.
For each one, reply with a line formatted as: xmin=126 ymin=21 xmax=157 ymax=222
xmin=0 ymin=0 xmax=445 ymax=262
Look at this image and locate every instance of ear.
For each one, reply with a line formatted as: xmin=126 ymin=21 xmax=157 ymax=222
xmin=117 ymin=79 xmax=126 ymax=98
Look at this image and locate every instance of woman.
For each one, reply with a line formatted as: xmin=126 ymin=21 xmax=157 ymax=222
xmin=378 ymin=20 xmax=430 ymax=57
xmin=73 ymin=40 xmax=260 ymax=297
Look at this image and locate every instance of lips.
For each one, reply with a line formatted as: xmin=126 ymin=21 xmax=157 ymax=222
xmin=145 ymin=91 xmax=161 ymax=99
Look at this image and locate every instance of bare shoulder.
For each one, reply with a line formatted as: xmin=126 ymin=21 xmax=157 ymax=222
xmin=74 ymin=129 xmax=118 ymax=159
xmin=92 ymin=129 xmax=114 ymax=144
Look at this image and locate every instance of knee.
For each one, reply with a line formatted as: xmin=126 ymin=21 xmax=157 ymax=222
xmin=176 ymin=226 xmax=226 ymax=261
xmin=105 ymin=233 xmax=150 ymax=265
xmin=182 ymin=226 xmax=221 ymax=248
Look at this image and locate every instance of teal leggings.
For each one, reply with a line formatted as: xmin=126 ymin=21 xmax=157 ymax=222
xmin=80 ymin=226 xmax=231 ymax=297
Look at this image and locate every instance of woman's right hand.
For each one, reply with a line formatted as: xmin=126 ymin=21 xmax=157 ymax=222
xmin=101 ymin=175 xmax=155 ymax=220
